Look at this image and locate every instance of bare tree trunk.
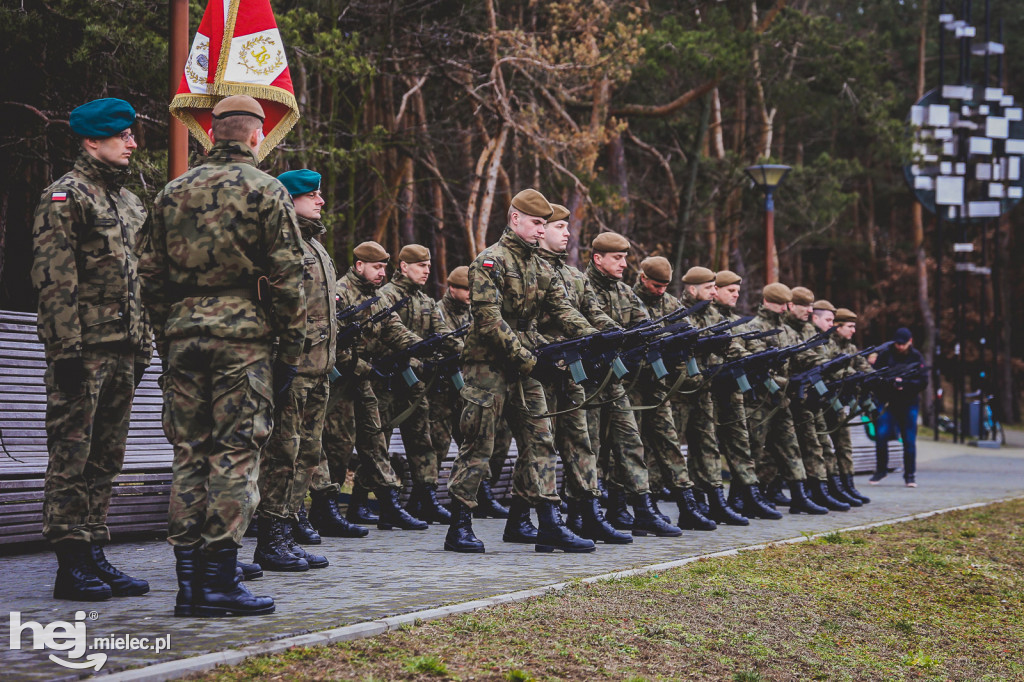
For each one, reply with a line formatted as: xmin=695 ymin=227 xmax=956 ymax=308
xmin=475 ymin=123 xmax=510 ymax=253
xmin=398 ymin=158 xmax=415 ymax=246
xmin=995 ymin=212 xmax=1018 ymax=422
xmin=607 ymin=130 xmax=631 ymax=235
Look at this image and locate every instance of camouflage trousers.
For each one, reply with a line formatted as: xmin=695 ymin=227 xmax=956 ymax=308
xmin=747 ymin=395 xmax=807 ymax=484
xmin=487 ymin=412 xmax=514 ymax=486
xmin=315 ymin=389 xmax=355 ymax=493
xmin=674 ymin=391 xmax=726 ymax=490
xmin=791 ymin=400 xmax=828 ymax=480
xmin=447 ymin=363 xmax=560 ymax=508
xmin=428 ymin=388 xmax=462 ymax=480
xmin=257 ymin=373 xmax=329 ymax=519
xmin=543 ymin=379 xmax=600 ymax=500
xmin=42 ymin=348 xmax=136 ymax=544
xmin=588 ymin=381 xmax=650 ymax=496
xmin=318 ymin=377 xmax=400 ymax=491
xmin=375 ymin=376 xmax=436 ymax=485
xmin=823 ymin=409 xmax=854 ymax=476
xmin=162 ymin=337 xmax=273 ymax=550
xmin=628 ymin=378 xmax=692 ymax=492
xmin=713 ymin=390 xmax=759 ymax=486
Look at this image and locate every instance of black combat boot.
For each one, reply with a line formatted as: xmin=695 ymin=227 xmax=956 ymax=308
xmin=236 ymin=559 xmax=263 ymax=580
xmin=788 ymin=480 xmax=828 ymax=515
xmin=842 ymin=474 xmax=870 ymax=504
xmin=739 ymin=483 xmax=784 ymax=520
xmin=408 ymin=483 xmax=452 ymax=524
xmin=502 ymin=496 xmax=539 ymax=543
xmin=691 ymin=488 xmax=711 ymax=516
xmin=707 ymin=487 xmax=750 ymax=526
xmin=53 ymin=540 xmax=112 ymax=601
xmin=194 ymin=548 xmax=275 ymax=617
xmin=290 ymin=504 xmax=322 ymax=544
xmin=89 ymin=543 xmax=150 ymax=596
xmin=282 ymin=518 xmax=329 ymax=569
xmin=596 ymin=478 xmax=610 ymax=507
xmin=254 ymin=516 xmax=309 ymax=572
xmin=173 ymin=546 xmax=200 ymax=616
xmin=535 ymin=501 xmax=597 ymax=553
xmin=727 ymin=484 xmax=746 ymax=515
xmin=243 ymin=514 xmax=259 ymax=538
xmin=309 ymin=490 xmax=369 ymax=537
xmin=579 ymin=497 xmax=633 ymax=544
xmin=474 ymin=479 xmax=510 ymax=518
xmin=675 ymin=488 xmax=717 ymax=531
xmin=444 ymin=499 xmax=485 ymax=553
xmin=565 ymin=499 xmax=585 ymax=535
xmin=630 ymin=493 xmax=683 ymax=537
xmin=605 ymin=487 xmax=635 ymax=531
xmin=809 ymin=478 xmax=850 ymax=511
xmin=765 ymin=477 xmax=791 ymax=506
xmin=828 ymin=474 xmax=862 ymax=507
xmin=346 ymin=482 xmax=378 ymax=524
xmin=377 ymin=487 xmax=429 ymax=530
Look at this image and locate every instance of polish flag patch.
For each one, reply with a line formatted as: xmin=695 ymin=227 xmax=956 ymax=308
xmin=482 ymin=259 xmax=495 ymax=268
xmin=51 ymin=192 xmax=68 ymax=202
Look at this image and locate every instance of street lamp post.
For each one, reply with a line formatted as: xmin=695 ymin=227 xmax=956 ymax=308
xmin=745 ymin=164 xmax=792 ymax=285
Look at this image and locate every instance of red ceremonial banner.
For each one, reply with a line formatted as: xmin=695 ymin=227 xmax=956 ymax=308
xmin=169 ymin=0 xmax=299 ymax=161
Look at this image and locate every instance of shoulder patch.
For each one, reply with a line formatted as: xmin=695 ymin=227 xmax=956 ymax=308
xmin=51 ymin=192 xmax=68 ymax=202
xmin=482 ymin=259 xmax=495 ymax=268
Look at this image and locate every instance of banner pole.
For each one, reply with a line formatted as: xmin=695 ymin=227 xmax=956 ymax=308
xmin=169 ymin=0 xmax=189 ymax=180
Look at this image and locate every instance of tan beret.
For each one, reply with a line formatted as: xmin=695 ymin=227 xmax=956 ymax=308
xmin=511 ymin=188 xmax=553 ymax=220
xmin=682 ymin=266 xmax=716 ymax=285
xmin=352 ymin=241 xmax=389 ymax=263
xmin=640 ymin=256 xmax=672 ymax=284
xmin=591 ymin=231 xmax=630 ymax=253
xmin=447 ymin=266 xmax=469 ymax=288
xmin=398 ymin=244 xmax=430 ymax=263
xmin=212 ymin=95 xmax=265 ymax=121
xmin=716 ymin=270 xmax=742 ymax=287
xmin=763 ymin=282 xmax=793 ymax=304
xmin=790 ymin=286 xmax=814 ymax=306
xmin=548 ymin=203 xmax=570 ymax=223
xmin=812 ymin=299 xmax=836 ymax=313
xmin=834 ymin=307 xmax=858 ymax=323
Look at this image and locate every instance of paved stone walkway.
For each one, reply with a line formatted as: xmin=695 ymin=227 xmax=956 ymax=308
xmin=3 ymin=439 xmax=1023 ymax=681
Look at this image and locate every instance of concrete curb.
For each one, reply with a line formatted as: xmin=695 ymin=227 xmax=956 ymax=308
xmin=98 ymin=495 xmax=1023 ymax=681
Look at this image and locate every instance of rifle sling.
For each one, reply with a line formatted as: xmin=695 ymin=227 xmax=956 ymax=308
xmin=521 ymin=364 xmax=617 ymax=419
xmin=382 ymin=372 xmax=439 ymax=431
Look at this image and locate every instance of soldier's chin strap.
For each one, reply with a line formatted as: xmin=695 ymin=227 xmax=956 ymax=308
xmin=520 ymin=364 xmax=617 ymax=419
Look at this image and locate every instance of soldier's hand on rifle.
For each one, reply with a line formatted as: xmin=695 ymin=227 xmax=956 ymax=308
xmin=273 ymin=359 xmax=299 ymax=399
xmin=53 ymin=356 xmax=87 ymax=395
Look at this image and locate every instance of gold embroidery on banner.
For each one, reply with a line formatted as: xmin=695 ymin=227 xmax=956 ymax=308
xmin=238 ymin=36 xmax=284 ymax=76
xmin=185 ymin=41 xmax=210 ymax=86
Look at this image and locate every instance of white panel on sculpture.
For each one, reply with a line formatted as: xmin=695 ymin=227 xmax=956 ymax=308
xmin=911 ymin=105 xmax=927 ymax=125
xmin=914 ymin=176 xmax=934 ymax=190
xmin=979 ymin=105 xmax=991 ymax=115
xmin=935 ymin=176 xmax=964 ymax=205
xmin=993 ymin=162 xmax=1003 ymax=181
xmin=955 ymin=26 xmax=976 ymax=38
xmin=940 ymin=161 xmax=953 ymax=174
xmin=955 ymin=162 xmax=966 ymax=174
xmin=968 ymin=201 xmax=1000 ymax=217
xmin=985 ymin=87 xmax=1004 ymax=101
xmin=970 ymin=137 xmax=993 ymax=155
xmin=924 ymin=154 xmax=939 ymax=162
xmin=988 ymin=184 xmax=1006 ymax=198
xmin=938 ymin=13 xmax=953 ymax=23
xmin=1009 ymin=157 xmax=1021 ymax=180
xmin=944 ymin=140 xmax=956 ymax=155
xmin=986 ymin=117 xmax=1009 ymax=139
xmin=962 ymin=105 xmax=972 ymax=117
xmin=913 ymin=142 xmax=927 ymax=157
xmin=976 ymin=164 xmax=992 ymax=181
xmin=1005 ymin=139 xmax=1024 ymax=154
xmin=1009 ymin=186 xmax=1023 ymax=199
xmin=1002 ymin=96 xmax=1016 ymax=107
xmin=943 ymin=84 xmax=974 ymax=100
xmin=928 ymin=104 xmax=950 ymax=126
xmin=934 ymin=128 xmax=953 ymax=139
xmin=1007 ymin=108 xmax=1023 ymax=121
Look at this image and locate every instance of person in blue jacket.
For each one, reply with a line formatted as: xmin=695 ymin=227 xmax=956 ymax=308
xmin=870 ymin=328 xmax=927 ymax=487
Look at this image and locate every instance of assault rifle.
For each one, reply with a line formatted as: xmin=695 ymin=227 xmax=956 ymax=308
xmin=733 ymin=329 xmax=835 ymax=398
xmin=697 ymin=329 xmax=783 ymax=395
xmin=790 ymin=342 xmax=890 ymax=411
xmin=624 ymin=315 xmax=755 ymax=380
xmin=373 ymin=322 xmax=470 ymax=387
xmin=424 ymin=352 xmax=465 ymax=391
xmin=335 ymin=296 xmax=411 ymax=354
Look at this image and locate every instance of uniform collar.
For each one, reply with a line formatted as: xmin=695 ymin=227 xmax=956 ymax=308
xmin=207 ymin=140 xmax=258 ymax=166
xmin=537 ymin=247 xmax=566 ymax=267
xmin=785 ymin=313 xmax=811 ymax=332
xmin=500 ymin=226 xmax=538 ymax=257
xmin=443 ymin=290 xmax=468 ymax=314
xmin=298 ymin=216 xmax=326 ymax=240
xmin=344 ymin=268 xmax=379 ymax=295
xmin=713 ymin=300 xmax=734 ymax=317
xmin=586 ymin=262 xmax=620 ymax=290
xmin=757 ymin=303 xmax=784 ymax=324
xmin=632 ymin=279 xmax=662 ymax=306
xmin=74 ymin=151 xmax=130 ymax=190
xmin=391 ymin=272 xmax=421 ymax=294
xmin=680 ymin=290 xmax=700 ymax=308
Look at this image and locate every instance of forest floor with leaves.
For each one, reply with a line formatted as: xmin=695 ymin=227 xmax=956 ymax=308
xmin=190 ymin=499 xmax=1024 ymax=682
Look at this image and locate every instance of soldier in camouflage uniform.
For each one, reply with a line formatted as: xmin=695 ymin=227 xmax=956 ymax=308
xmin=250 ymin=169 xmax=335 ymax=573
xmin=742 ymin=283 xmax=827 ymax=515
xmin=785 ymin=287 xmax=850 ymax=512
xmin=376 ymin=245 xmax=461 ymax=523
xmin=32 ymin=98 xmax=152 ymax=601
xmin=444 ymin=189 xmax=599 ymax=554
xmin=140 ymin=95 xmax=298 ymax=616
xmin=584 ymin=235 xmax=685 ymax=537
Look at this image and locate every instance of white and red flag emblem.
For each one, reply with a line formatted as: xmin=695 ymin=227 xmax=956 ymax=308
xmin=169 ymin=0 xmax=299 ymax=161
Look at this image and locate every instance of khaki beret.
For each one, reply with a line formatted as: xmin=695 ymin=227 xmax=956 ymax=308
xmin=548 ymin=203 xmax=570 ymax=223
xmin=212 ymin=95 xmax=265 ymax=122
xmin=353 ymin=241 xmax=389 ymax=263
xmin=763 ymin=282 xmax=793 ymax=304
xmin=812 ymin=299 xmax=836 ymax=313
xmin=510 ymin=188 xmax=553 ymax=220
xmin=834 ymin=307 xmax=858 ymax=323
xmin=591 ymin=231 xmax=630 ymax=253
xmin=716 ymin=270 xmax=742 ymax=287
xmin=447 ymin=266 xmax=469 ymax=288
xmin=640 ymin=256 xmax=672 ymax=284
xmin=398 ymin=244 xmax=431 ymax=263
xmin=790 ymin=286 xmax=814 ymax=306
xmin=682 ymin=266 xmax=716 ymax=285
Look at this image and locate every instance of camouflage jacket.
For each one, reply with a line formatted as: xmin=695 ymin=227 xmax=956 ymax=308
xmin=378 ymin=272 xmax=462 ymax=355
xmin=297 ymin=217 xmax=338 ymax=377
xmin=828 ymin=335 xmax=873 ymax=379
xmin=785 ymin=313 xmax=828 ymax=373
xmin=438 ymin=291 xmax=470 ymax=330
xmin=585 ymin=263 xmax=648 ymax=328
xmin=31 ymin=152 xmax=152 ymax=363
xmin=680 ymin=289 xmax=744 ymax=362
xmin=462 ymin=227 xmax=597 ymax=375
xmin=138 ymin=141 xmax=307 ymax=364
xmin=632 ymin=280 xmax=681 ymax=321
xmin=744 ymin=304 xmax=806 ymax=377
xmin=336 ymin=268 xmax=421 ymax=377
xmin=536 ymin=248 xmax=616 ymax=342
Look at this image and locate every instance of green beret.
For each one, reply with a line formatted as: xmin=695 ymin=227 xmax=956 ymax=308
xmin=212 ymin=95 xmax=265 ymax=121
xmin=510 ymin=188 xmax=553 ymax=219
xmin=682 ymin=266 xmax=716 ymax=285
xmin=353 ymin=241 xmax=389 ymax=263
xmin=716 ymin=270 xmax=742 ymax=287
xmin=398 ymin=244 xmax=431 ymax=263
xmin=790 ymin=286 xmax=814 ymax=306
xmin=447 ymin=266 xmax=469 ymax=288
xmin=812 ymin=299 xmax=836 ymax=313
xmin=278 ymin=169 xmax=321 ymax=196
xmin=763 ymin=282 xmax=793 ymax=304
xmin=70 ymin=98 xmax=136 ymax=138
xmin=592 ymin=231 xmax=630 ymax=253
xmin=548 ymin=203 xmax=570 ymax=223
xmin=834 ymin=307 xmax=858 ymax=323
xmin=640 ymin=256 xmax=672 ymax=284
